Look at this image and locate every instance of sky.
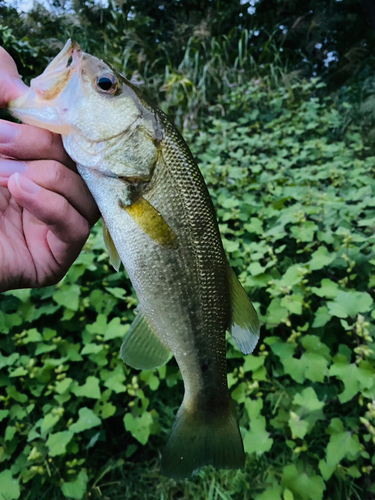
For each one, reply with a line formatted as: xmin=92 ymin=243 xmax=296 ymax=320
xmin=3 ymin=0 xmax=78 ymax=12
xmin=3 ymin=0 xmax=43 ymax=12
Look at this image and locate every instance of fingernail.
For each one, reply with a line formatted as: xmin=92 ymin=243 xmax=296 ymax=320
xmin=0 ymin=121 xmax=20 ymax=144
xmin=0 ymin=159 xmax=27 ymax=176
xmin=14 ymin=172 xmax=41 ymax=195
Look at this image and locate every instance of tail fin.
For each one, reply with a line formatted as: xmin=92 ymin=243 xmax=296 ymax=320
xmin=160 ymin=400 xmax=245 ymax=479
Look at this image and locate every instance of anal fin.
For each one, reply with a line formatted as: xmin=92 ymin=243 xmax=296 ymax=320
xmin=229 ymin=267 xmax=260 ymax=354
xmin=102 ymin=219 xmax=121 ymax=272
xmin=121 ymin=307 xmax=171 ymax=370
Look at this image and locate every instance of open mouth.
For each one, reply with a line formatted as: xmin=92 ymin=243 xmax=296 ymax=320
xmin=8 ymin=39 xmax=83 ymax=134
xmin=30 ymin=39 xmax=82 ymax=101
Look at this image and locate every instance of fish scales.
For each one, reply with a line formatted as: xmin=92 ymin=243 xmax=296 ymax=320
xmin=8 ymin=39 xmax=260 ymax=479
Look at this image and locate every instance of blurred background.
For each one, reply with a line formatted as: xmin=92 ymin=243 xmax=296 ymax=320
xmin=0 ymin=1 xmax=375 ymax=499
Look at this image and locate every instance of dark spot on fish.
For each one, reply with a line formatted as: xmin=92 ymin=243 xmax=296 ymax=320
xmin=201 ymin=359 xmax=211 ymax=373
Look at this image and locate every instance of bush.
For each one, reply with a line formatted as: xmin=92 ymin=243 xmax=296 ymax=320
xmin=1 ymin=75 xmax=374 ymax=499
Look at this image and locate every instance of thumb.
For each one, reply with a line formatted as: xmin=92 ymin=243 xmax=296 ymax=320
xmin=0 ymin=46 xmax=29 ymax=108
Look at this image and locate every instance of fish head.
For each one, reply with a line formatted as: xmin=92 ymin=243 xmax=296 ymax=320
xmin=9 ymin=40 xmax=143 ymax=166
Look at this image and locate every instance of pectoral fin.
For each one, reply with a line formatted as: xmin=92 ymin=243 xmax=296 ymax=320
xmin=102 ymin=219 xmax=122 ymax=272
xmin=121 ymin=307 xmax=171 ymax=370
xmin=121 ymin=197 xmax=177 ymax=250
xmin=228 ymin=267 xmax=260 ymax=354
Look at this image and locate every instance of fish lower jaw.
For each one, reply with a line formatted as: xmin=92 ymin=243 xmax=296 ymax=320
xmin=10 ymin=106 xmax=70 ymax=135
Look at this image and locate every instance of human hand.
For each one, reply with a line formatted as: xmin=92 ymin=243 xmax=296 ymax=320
xmin=0 ymin=47 xmax=99 ymax=292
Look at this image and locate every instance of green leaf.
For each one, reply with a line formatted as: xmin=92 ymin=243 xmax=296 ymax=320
xmin=9 ymin=367 xmax=28 ymax=377
xmin=301 ymin=352 xmax=329 ymax=383
xmin=244 ymin=218 xmax=263 ymax=235
xmin=243 ymin=355 xmax=265 ymax=372
xmin=0 ymin=470 xmax=20 ymax=500
xmin=312 ymin=306 xmax=331 ymax=327
xmin=103 ymin=318 xmax=129 ymax=340
xmin=81 ymin=344 xmax=102 ymax=355
xmin=289 ymin=411 xmax=309 ymax=439
xmin=23 ymin=329 xmax=43 ymax=344
xmin=280 ymin=294 xmax=303 ymax=315
xmin=293 ymin=387 xmax=324 ymax=412
xmin=328 ymin=356 xmax=373 ymax=402
xmin=301 ymin=335 xmax=331 ymax=360
xmin=0 ymin=410 xmax=9 ymax=422
xmin=327 ymin=291 xmax=373 ymax=318
xmin=46 ymin=431 xmax=74 ymax=457
xmin=6 ymin=386 xmax=27 ymax=403
xmin=72 ymin=376 xmax=101 ymax=399
xmin=5 ymin=426 xmax=17 ymax=441
xmin=311 ymin=279 xmax=339 ymax=298
xmin=283 ymin=490 xmax=294 ymax=500
xmin=55 ymin=378 xmax=73 ymax=395
xmin=326 ymin=431 xmax=361 ymax=467
xmin=290 ymin=221 xmax=318 ymax=242
xmin=124 ymin=411 xmax=153 ymax=445
xmin=70 ymin=408 xmax=101 ymax=433
xmin=318 ymin=459 xmax=335 ymax=481
xmin=281 ymin=464 xmax=325 ymax=500
xmin=101 ymin=365 xmax=126 ymax=393
xmin=53 ymin=285 xmax=81 ymax=311
xmin=266 ymin=298 xmax=288 ymax=326
xmin=255 ymin=487 xmax=282 ymax=500
xmin=244 ymin=399 xmax=273 ymax=455
xmin=95 ymin=401 xmax=116 ymax=419
xmin=40 ymin=413 xmax=60 ymax=437
xmin=249 ymin=262 xmax=266 ymax=276
xmin=105 ymin=287 xmax=127 ymax=299
xmin=346 ymin=465 xmax=361 ymax=478
xmin=223 ymin=239 xmax=240 ymax=253
xmin=308 ymin=247 xmax=335 ymax=270
xmin=61 ymin=471 xmax=88 ymax=499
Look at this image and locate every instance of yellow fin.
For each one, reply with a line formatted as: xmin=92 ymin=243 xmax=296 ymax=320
xmin=229 ymin=266 xmax=260 ymax=354
xmin=102 ymin=219 xmax=121 ymax=272
xmin=122 ymin=197 xmax=177 ymax=250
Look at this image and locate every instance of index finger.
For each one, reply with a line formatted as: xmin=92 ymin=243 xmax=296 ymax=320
xmin=0 ymin=46 xmax=29 ymax=108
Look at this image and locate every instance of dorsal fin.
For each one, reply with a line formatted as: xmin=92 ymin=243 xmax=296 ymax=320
xmin=228 ymin=267 xmax=260 ymax=354
xmin=121 ymin=307 xmax=171 ymax=370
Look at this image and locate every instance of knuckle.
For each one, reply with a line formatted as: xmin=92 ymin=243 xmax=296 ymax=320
xmin=43 ymin=195 xmax=70 ymax=225
xmin=64 ymin=212 xmax=90 ymax=245
xmin=43 ymin=160 xmax=67 ymax=188
xmin=44 ymin=131 xmax=59 ymax=156
xmin=76 ymin=218 xmax=91 ymax=242
xmin=42 ymin=271 xmax=64 ymax=288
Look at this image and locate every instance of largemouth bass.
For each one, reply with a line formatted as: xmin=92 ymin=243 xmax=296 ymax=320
xmin=9 ymin=40 xmax=260 ymax=479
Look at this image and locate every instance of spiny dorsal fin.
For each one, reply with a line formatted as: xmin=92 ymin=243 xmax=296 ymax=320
xmin=228 ymin=266 xmax=260 ymax=354
xmin=121 ymin=197 xmax=177 ymax=250
xmin=102 ymin=219 xmax=121 ymax=272
xmin=121 ymin=307 xmax=171 ymax=370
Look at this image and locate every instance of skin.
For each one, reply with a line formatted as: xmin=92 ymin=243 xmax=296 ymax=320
xmin=0 ymin=47 xmax=99 ymax=293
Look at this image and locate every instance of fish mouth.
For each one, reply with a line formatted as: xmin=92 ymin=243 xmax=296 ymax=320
xmin=30 ymin=39 xmax=82 ymax=100
xmin=8 ymin=39 xmax=83 ymax=134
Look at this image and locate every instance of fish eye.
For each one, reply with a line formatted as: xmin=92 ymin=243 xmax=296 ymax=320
xmin=96 ymin=74 xmax=118 ymax=94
